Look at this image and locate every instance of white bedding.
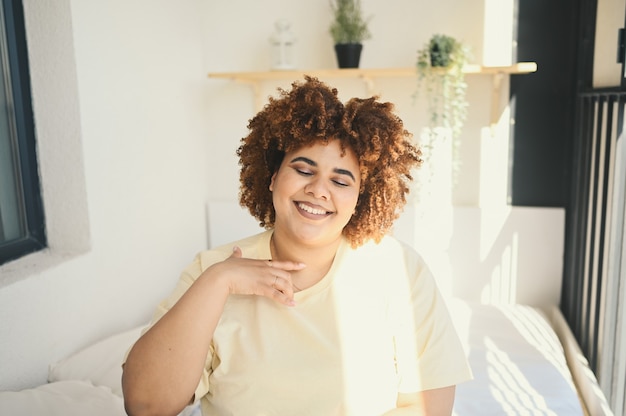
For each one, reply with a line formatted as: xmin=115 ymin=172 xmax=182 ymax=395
xmin=449 ymin=300 xmax=584 ymax=415
xmin=0 ymin=300 xmax=585 ymax=415
xmin=0 ymin=326 xmax=201 ymax=416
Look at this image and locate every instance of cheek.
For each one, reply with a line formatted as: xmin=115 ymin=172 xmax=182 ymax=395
xmin=340 ymin=190 xmax=360 ymax=213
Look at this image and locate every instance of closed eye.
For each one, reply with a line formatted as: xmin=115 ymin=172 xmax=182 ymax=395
xmin=332 ymin=179 xmax=349 ymax=187
xmin=290 ymin=156 xmax=356 ymax=186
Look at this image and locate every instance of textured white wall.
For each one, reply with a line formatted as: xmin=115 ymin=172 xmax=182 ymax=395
xmin=0 ymin=0 xmax=525 ymax=390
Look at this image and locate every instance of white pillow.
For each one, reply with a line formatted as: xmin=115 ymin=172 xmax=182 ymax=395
xmin=46 ymin=325 xmax=202 ymax=416
xmin=0 ymin=380 xmax=125 ymax=416
xmin=48 ymin=325 xmax=144 ymax=397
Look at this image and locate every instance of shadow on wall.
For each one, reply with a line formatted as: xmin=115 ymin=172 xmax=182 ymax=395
xmin=447 ymin=206 xmax=565 ymax=306
xmin=394 ymin=204 xmax=564 ymax=307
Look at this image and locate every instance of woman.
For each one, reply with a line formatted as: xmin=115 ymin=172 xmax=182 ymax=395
xmin=122 ymin=76 xmax=472 ymax=416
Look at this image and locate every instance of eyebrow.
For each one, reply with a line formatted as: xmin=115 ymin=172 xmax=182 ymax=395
xmin=290 ymin=156 xmax=356 ymax=182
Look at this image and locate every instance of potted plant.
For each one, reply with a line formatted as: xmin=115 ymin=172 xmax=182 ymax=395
xmin=415 ymin=34 xmax=470 ymax=143
xmin=329 ymin=0 xmax=371 ymax=68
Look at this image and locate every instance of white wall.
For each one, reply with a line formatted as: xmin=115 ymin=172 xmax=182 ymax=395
xmin=0 ymin=0 xmax=561 ymax=391
xmin=202 ymin=0 xmax=507 ymax=206
xmin=0 ymin=0 xmax=211 ymax=390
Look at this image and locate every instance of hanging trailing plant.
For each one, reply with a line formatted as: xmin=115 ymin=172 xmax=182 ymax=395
xmin=414 ymin=34 xmax=470 ymax=183
xmin=415 ymin=34 xmax=470 ymax=141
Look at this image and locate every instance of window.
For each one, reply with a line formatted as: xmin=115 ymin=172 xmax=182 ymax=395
xmin=0 ymin=0 xmax=45 ymax=265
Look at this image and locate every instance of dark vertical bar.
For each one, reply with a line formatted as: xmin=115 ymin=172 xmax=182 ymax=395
xmin=618 ymin=28 xmax=625 ymax=65
xmin=590 ymin=95 xmax=615 ymax=371
xmin=0 ymin=0 xmax=46 ymax=265
xmin=586 ymin=96 xmax=606 ymax=368
xmin=563 ymin=95 xmax=594 ymax=341
xmin=578 ymin=96 xmax=595 ymax=338
xmin=561 ymin=0 xmax=595 ymax=340
xmin=580 ymin=97 xmax=598 ymax=357
xmin=509 ymin=0 xmax=578 ymax=206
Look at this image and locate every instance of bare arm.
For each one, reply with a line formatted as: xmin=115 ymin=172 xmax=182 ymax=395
xmin=382 ymin=386 xmax=456 ymax=416
xmin=122 ymin=247 xmax=304 ymax=416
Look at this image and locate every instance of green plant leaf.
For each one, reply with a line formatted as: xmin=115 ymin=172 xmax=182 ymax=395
xmin=329 ymin=0 xmax=371 ymax=44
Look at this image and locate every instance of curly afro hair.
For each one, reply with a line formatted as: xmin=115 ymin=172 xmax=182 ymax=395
xmin=236 ymin=76 xmax=421 ymax=247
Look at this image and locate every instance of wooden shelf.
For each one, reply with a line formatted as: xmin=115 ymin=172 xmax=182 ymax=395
xmin=207 ymin=62 xmax=536 ymax=83
xmin=207 ymin=62 xmax=537 ymax=127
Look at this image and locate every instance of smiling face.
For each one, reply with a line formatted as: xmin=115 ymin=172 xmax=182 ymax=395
xmin=269 ymin=140 xmax=361 ymax=248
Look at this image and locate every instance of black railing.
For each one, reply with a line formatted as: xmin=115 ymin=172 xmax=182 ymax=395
xmin=562 ymin=90 xmax=626 ymax=411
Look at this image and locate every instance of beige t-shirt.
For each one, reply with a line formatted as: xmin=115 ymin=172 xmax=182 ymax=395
xmin=150 ymin=230 xmax=472 ymax=415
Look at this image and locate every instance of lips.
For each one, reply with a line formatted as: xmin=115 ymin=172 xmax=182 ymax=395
xmin=296 ymin=202 xmax=331 ymax=216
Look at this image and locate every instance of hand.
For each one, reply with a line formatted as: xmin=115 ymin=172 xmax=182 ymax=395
xmin=204 ymin=246 xmax=306 ymax=307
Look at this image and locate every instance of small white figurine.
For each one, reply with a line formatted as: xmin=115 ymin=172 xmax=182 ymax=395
xmin=269 ymin=19 xmax=296 ymax=70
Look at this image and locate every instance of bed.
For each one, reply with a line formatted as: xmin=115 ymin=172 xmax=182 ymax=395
xmin=0 ymin=299 xmax=598 ymax=415
xmin=449 ymin=300 xmax=585 ymax=415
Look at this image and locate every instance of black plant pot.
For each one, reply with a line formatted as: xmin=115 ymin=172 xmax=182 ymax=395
xmin=429 ymin=43 xmax=452 ymax=67
xmin=334 ymin=43 xmax=363 ymax=68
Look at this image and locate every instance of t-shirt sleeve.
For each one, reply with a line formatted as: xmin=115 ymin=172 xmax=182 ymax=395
xmin=393 ymin=244 xmax=473 ymax=393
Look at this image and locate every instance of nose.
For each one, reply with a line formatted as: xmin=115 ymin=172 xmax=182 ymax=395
xmin=304 ymin=177 xmax=329 ymax=200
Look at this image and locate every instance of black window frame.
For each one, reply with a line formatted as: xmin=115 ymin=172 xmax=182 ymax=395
xmin=0 ymin=0 xmax=45 ymax=265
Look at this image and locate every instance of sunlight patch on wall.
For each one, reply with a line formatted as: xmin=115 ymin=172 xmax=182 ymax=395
xmin=481 ymin=231 xmax=518 ymax=304
xmin=479 ymin=123 xmax=510 ymax=207
xmin=482 ymin=0 xmax=514 ymax=66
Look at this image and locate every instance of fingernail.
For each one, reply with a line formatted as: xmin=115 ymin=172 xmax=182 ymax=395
xmin=288 ymin=300 xmax=297 ymax=307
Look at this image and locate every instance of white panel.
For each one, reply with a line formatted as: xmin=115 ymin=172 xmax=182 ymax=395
xmin=397 ymin=204 xmax=565 ymax=307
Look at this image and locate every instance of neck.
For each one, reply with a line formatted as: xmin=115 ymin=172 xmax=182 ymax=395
xmin=270 ymin=231 xmax=341 ymax=290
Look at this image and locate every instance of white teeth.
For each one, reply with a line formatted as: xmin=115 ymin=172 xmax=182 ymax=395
xmin=298 ymin=203 xmax=327 ymax=215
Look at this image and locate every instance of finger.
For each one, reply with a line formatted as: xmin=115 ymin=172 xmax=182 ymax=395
xmin=270 ymin=285 xmax=296 ymax=307
xmin=267 ymin=269 xmax=296 ymax=292
xmin=230 ymin=246 xmax=242 ymax=258
xmin=265 ymin=259 xmax=307 ymax=272
xmin=270 ymin=275 xmax=295 ymax=303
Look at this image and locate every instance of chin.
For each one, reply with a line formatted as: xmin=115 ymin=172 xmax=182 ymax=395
xmin=293 ymin=230 xmax=343 ymax=246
